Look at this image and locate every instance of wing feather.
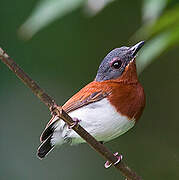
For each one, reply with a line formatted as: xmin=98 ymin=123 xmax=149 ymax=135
xmin=40 ymin=81 xmax=111 ymax=142
xmin=62 ymin=89 xmax=109 ymax=113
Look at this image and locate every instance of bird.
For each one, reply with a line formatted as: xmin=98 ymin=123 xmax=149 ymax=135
xmin=37 ymin=41 xmax=146 ymax=162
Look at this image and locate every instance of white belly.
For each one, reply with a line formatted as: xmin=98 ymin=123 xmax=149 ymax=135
xmin=52 ymin=98 xmax=135 ymax=145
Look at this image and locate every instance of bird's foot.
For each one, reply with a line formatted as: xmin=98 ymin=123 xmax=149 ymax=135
xmin=68 ymin=117 xmax=81 ymax=129
xmin=49 ymin=102 xmax=59 ymax=116
xmin=104 ymin=152 xmax=122 ymax=168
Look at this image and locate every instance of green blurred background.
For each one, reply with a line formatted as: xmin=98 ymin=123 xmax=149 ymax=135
xmin=0 ymin=0 xmax=179 ymax=179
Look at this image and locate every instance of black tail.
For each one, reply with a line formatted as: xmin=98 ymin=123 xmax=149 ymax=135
xmin=37 ymin=120 xmax=59 ymax=159
xmin=37 ymin=135 xmax=54 ymax=159
xmin=40 ymin=120 xmax=58 ymax=142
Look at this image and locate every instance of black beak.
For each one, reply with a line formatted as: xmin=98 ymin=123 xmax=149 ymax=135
xmin=130 ymin=41 xmax=145 ymax=57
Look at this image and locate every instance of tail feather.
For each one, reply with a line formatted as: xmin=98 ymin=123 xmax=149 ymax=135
xmin=37 ymin=135 xmax=54 ymax=159
xmin=40 ymin=120 xmax=58 ymax=142
xmin=38 ymin=118 xmax=66 ymax=159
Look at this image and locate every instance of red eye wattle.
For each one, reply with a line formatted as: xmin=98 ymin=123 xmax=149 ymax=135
xmin=112 ymin=60 xmax=122 ymax=69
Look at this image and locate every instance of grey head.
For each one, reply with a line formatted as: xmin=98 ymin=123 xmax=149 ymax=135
xmin=95 ymin=41 xmax=145 ymax=82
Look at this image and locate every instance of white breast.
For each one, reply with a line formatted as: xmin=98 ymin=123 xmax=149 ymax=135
xmin=52 ymin=98 xmax=135 ymax=145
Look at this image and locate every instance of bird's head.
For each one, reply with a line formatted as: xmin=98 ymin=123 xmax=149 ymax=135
xmin=95 ymin=41 xmax=145 ymax=82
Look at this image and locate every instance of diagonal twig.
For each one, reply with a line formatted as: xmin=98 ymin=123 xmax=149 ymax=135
xmin=0 ymin=47 xmax=142 ymax=180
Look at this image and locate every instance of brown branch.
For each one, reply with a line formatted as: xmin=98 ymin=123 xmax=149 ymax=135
xmin=0 ymin=47 xmax=142 ymax=180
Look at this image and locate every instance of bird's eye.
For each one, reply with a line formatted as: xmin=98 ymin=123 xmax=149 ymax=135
xmin=112 ymin=60 xmax=122 ymax=69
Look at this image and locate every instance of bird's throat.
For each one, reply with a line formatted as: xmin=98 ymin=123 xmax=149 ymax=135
xmin=113 ymin=60 xmax=138 ymax=84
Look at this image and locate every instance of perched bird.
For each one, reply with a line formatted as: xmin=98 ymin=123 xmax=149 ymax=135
xmin=37 ymin=41 xmax=146 ymax=160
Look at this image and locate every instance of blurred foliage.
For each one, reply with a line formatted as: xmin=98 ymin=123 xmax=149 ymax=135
xmin=19 ymin=0 xmax=86 ymax=39
xmin=19 ymin=0 xmax=114 ymax=39
xmin=136 ymin=0 xmax=179 ymax=73
xmin=20 ymin=0 xmax=179 ymax=73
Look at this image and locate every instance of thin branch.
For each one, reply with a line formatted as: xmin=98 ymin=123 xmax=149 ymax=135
xmin=0 ymin=47 xmax=142 ymax=180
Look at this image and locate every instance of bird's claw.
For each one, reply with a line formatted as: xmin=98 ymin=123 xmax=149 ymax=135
xmin=50 ymin=102 xmax=59 ymax=116
xmin=104 ymin=152 xmax=122 ymax=168
xmin=68 ymin=117 xmax=81 ymax=129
